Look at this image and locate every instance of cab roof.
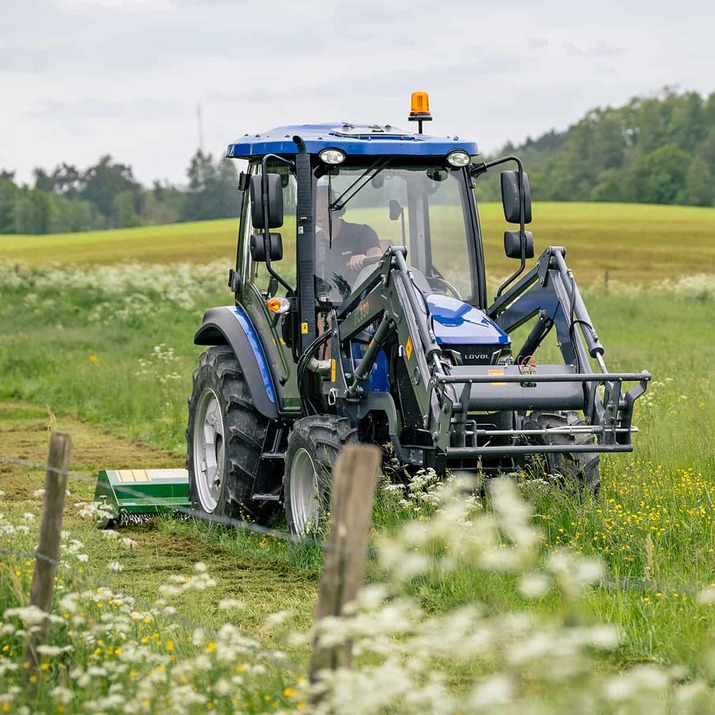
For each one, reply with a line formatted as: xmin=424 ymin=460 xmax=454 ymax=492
xmin=226 ymin=123 xmax=479 ymax=160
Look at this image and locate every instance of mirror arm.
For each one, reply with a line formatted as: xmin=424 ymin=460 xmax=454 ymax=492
xmin=477 ymin=155 xmax=527 ymax=298
xmin=260 ymin=153 xmax=294 ymax=295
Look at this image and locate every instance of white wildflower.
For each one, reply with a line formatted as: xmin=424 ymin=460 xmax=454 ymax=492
xmin=605 ymin=665 xmax=670 ymax=701
xmin=466 ymin=674 xmax=514 ymax=711
xmin=4 ymin=605 xmax=47 ymax=629
xmin=52 ymin=685 xmax=74 ymax=705
xmin=519 ymin=572 xmax=551 ymax=599
xmin=37 ymin=644 xmax=73 ymax=656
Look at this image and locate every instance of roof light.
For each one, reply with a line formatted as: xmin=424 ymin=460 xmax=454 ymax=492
xmin=447 ymin=150 xmax=471 ymax=167
xmin=409 ymin=91 xmax=431 ymax=119
xmin=319 ymin=148 xmax=346 ymax=165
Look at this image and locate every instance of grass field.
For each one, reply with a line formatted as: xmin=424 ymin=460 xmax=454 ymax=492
xmin=1 ymin=204 xmax=715 ymax=712
xmin=3 ymin=201 xmax=715 ymax=284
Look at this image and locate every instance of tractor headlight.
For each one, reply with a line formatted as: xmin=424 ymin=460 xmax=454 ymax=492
xmin=319 ymin=148 xmax=346 ymax=165
xmin=446 ymin=150 xmax=471 ymax=167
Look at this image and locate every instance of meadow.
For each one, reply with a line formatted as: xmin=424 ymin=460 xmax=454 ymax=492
xmin=1 ymin=202 xmax=715 ymax=712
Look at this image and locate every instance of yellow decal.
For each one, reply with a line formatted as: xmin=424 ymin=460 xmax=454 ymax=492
xmin=301 ymin=322 xmax=309 ymax=335
xmin=405 ymin=337 xmax=413 ymax=361
xmin=487 ymin=368 xmax=506 ymax=386
xmin=331 ymin=359 xmax=336 ymax=382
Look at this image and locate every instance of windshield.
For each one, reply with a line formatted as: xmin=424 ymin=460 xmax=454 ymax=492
xmin=313 ymin=163 xmax=477 ymax=303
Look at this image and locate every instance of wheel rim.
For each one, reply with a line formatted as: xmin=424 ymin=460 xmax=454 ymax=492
xmin=290 ymin=447 xmax=321 ymax=535
xmin=192 ymin=387 xmax=225 ymax=513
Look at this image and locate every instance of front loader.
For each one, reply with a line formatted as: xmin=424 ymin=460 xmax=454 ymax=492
xmin=98 ymin=92 xmax=650 ymax=533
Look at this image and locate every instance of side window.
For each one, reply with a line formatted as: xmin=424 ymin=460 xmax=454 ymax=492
xmin=246 ymin=164 xmax=297 ymax=296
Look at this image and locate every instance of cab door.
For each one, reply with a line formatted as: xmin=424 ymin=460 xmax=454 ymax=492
xmin=237 ymin=162 xmax=300 ymax=414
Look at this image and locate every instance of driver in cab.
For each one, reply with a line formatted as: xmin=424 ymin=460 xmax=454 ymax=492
xmin=315 ymin=186 xmax=382 ymax=295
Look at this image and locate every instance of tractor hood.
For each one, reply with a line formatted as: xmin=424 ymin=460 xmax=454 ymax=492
xmin=427 ymin=294 xmax=510 ymax=346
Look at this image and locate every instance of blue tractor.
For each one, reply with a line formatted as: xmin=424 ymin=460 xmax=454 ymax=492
xmin=186 ymin=93 xmax=650 ymax=535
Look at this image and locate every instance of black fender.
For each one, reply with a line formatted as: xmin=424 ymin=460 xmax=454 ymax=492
xmin=194 ymin=306 xmax=279 ymax=420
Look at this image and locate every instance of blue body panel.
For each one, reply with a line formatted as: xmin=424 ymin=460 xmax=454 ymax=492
xmin=227 ymin=124 xmax=478 ymax=160
xmin=351 ymin=341 xmax=391 ymax=393
xmin=230 ymin=307 xmax=277 ymax=405
xmin=427 ymin=295 xmax=510 ymax=346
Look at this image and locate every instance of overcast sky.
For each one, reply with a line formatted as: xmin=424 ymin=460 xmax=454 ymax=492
xmin=2 ymin=0 xmax=713 ymax=186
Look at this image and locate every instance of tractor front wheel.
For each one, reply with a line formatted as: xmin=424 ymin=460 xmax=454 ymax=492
xmin=523 ymin=410 xmax=600 ymax=493
xmin=283 ymin=415 xmax=358 ymax=536
xmin=186 ymin=345 xmax=276 ymax=524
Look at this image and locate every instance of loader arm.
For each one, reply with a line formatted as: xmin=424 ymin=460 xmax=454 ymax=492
xmin=332 ymin=246 xmax=457 ymax=443
xmin=487 ymin=246 xmax=651 ymax=444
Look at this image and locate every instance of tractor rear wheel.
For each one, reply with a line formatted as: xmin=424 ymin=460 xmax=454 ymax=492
xmin=186 ymin=345 xmax=276 ymax=524
xmin=523 ymin=410 xmax=600 ymax=493
xmin=283 ymin=415 xmax=358 ymax=536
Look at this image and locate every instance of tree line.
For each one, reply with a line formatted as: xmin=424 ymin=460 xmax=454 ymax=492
xmin=0 ymin=150 xmax=239 ymax=235
xmin=480 ymin=87 xmax=715 ymax=206
xmin=2 ymin=88 xmax=714 ymax=235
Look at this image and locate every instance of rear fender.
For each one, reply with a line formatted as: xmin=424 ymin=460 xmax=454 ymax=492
xmin=194 ymin=306 xmax=279 ymax=420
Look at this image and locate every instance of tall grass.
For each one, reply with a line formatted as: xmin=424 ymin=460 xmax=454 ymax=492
xmin=1 ymin=257 xmax=714 ymax=710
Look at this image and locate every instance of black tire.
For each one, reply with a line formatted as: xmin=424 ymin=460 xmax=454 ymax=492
xmin=523 ymin=410 xmax=600 ymax=493
xmin=284 ymin=415 xmax=358 ymax=536
xmin=186 ymin=345 xmax=276 ymax=524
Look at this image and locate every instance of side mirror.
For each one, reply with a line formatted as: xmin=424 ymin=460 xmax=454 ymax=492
xmin=250 ymin=232 xmax=283 ymax=262
xmin=504 ymin=230 xmax=534 ymax=260
xmin=501 ymin=171 xmax=532 ymax=224
xmin=389 ymin=199 xmax=403 ymax=221
xmin=250 ymin=174 xmax=284 ymax=229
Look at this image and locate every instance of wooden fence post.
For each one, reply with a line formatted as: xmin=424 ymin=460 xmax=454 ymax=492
xmin=309 ymin=443 xmax=381 ymax=689
xmin=24 ymin=432 xmax=71 ymax=676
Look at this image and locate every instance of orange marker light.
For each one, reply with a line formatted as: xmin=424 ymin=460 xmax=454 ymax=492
xmin=410 ymin=91 xmax=431 ymax=117
xmin=267 ymin=297 xmax=290 ymax=314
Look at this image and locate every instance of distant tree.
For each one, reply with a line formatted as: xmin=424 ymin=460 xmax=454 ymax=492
xmin=47 ymin=194 xmax=93 ymax=233
xmin=669 ymin=92 xmax=708 ymax=152
xmin=33 ymin=168 xmax=55 ymax=193
xmin=13 ymin=189 xmax=51 ymax=234
xmin=487 ymin=87 xmax=715 ymax=207
xmin=52 ymin=163 xmax=83 ymax=197
xmin=141 ymin=181 xmax=184 ymax=225
xmin=626 ymin=144 xmax=691 ymax=204
xmin=676 ymin=156 xmax=714 ymax=207
xmin=590 ymin=169 xmax=626 ymax=203
xmin=698 ymin=127 xmax=715 ymax=176
xmin=80 ymin=155 xmax=141 ymax=225
xmin=0 ymin=176 xmax=18 ymax=233
xmin=181 ymin=151 xmax=239 ymax=222
xmin=113 ymin=189 xmax=142 ymax=228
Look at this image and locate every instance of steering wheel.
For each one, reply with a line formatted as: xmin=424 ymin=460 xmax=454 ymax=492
xmin=429 ymin=275 xmax=462 ymax=300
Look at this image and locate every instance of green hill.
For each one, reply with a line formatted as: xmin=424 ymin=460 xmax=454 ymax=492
xmin=2 ymin=202 xmax=714 ymax=285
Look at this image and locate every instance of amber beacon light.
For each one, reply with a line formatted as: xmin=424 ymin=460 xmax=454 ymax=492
xmin=408 ymin=91 xmax=432 ymax=134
